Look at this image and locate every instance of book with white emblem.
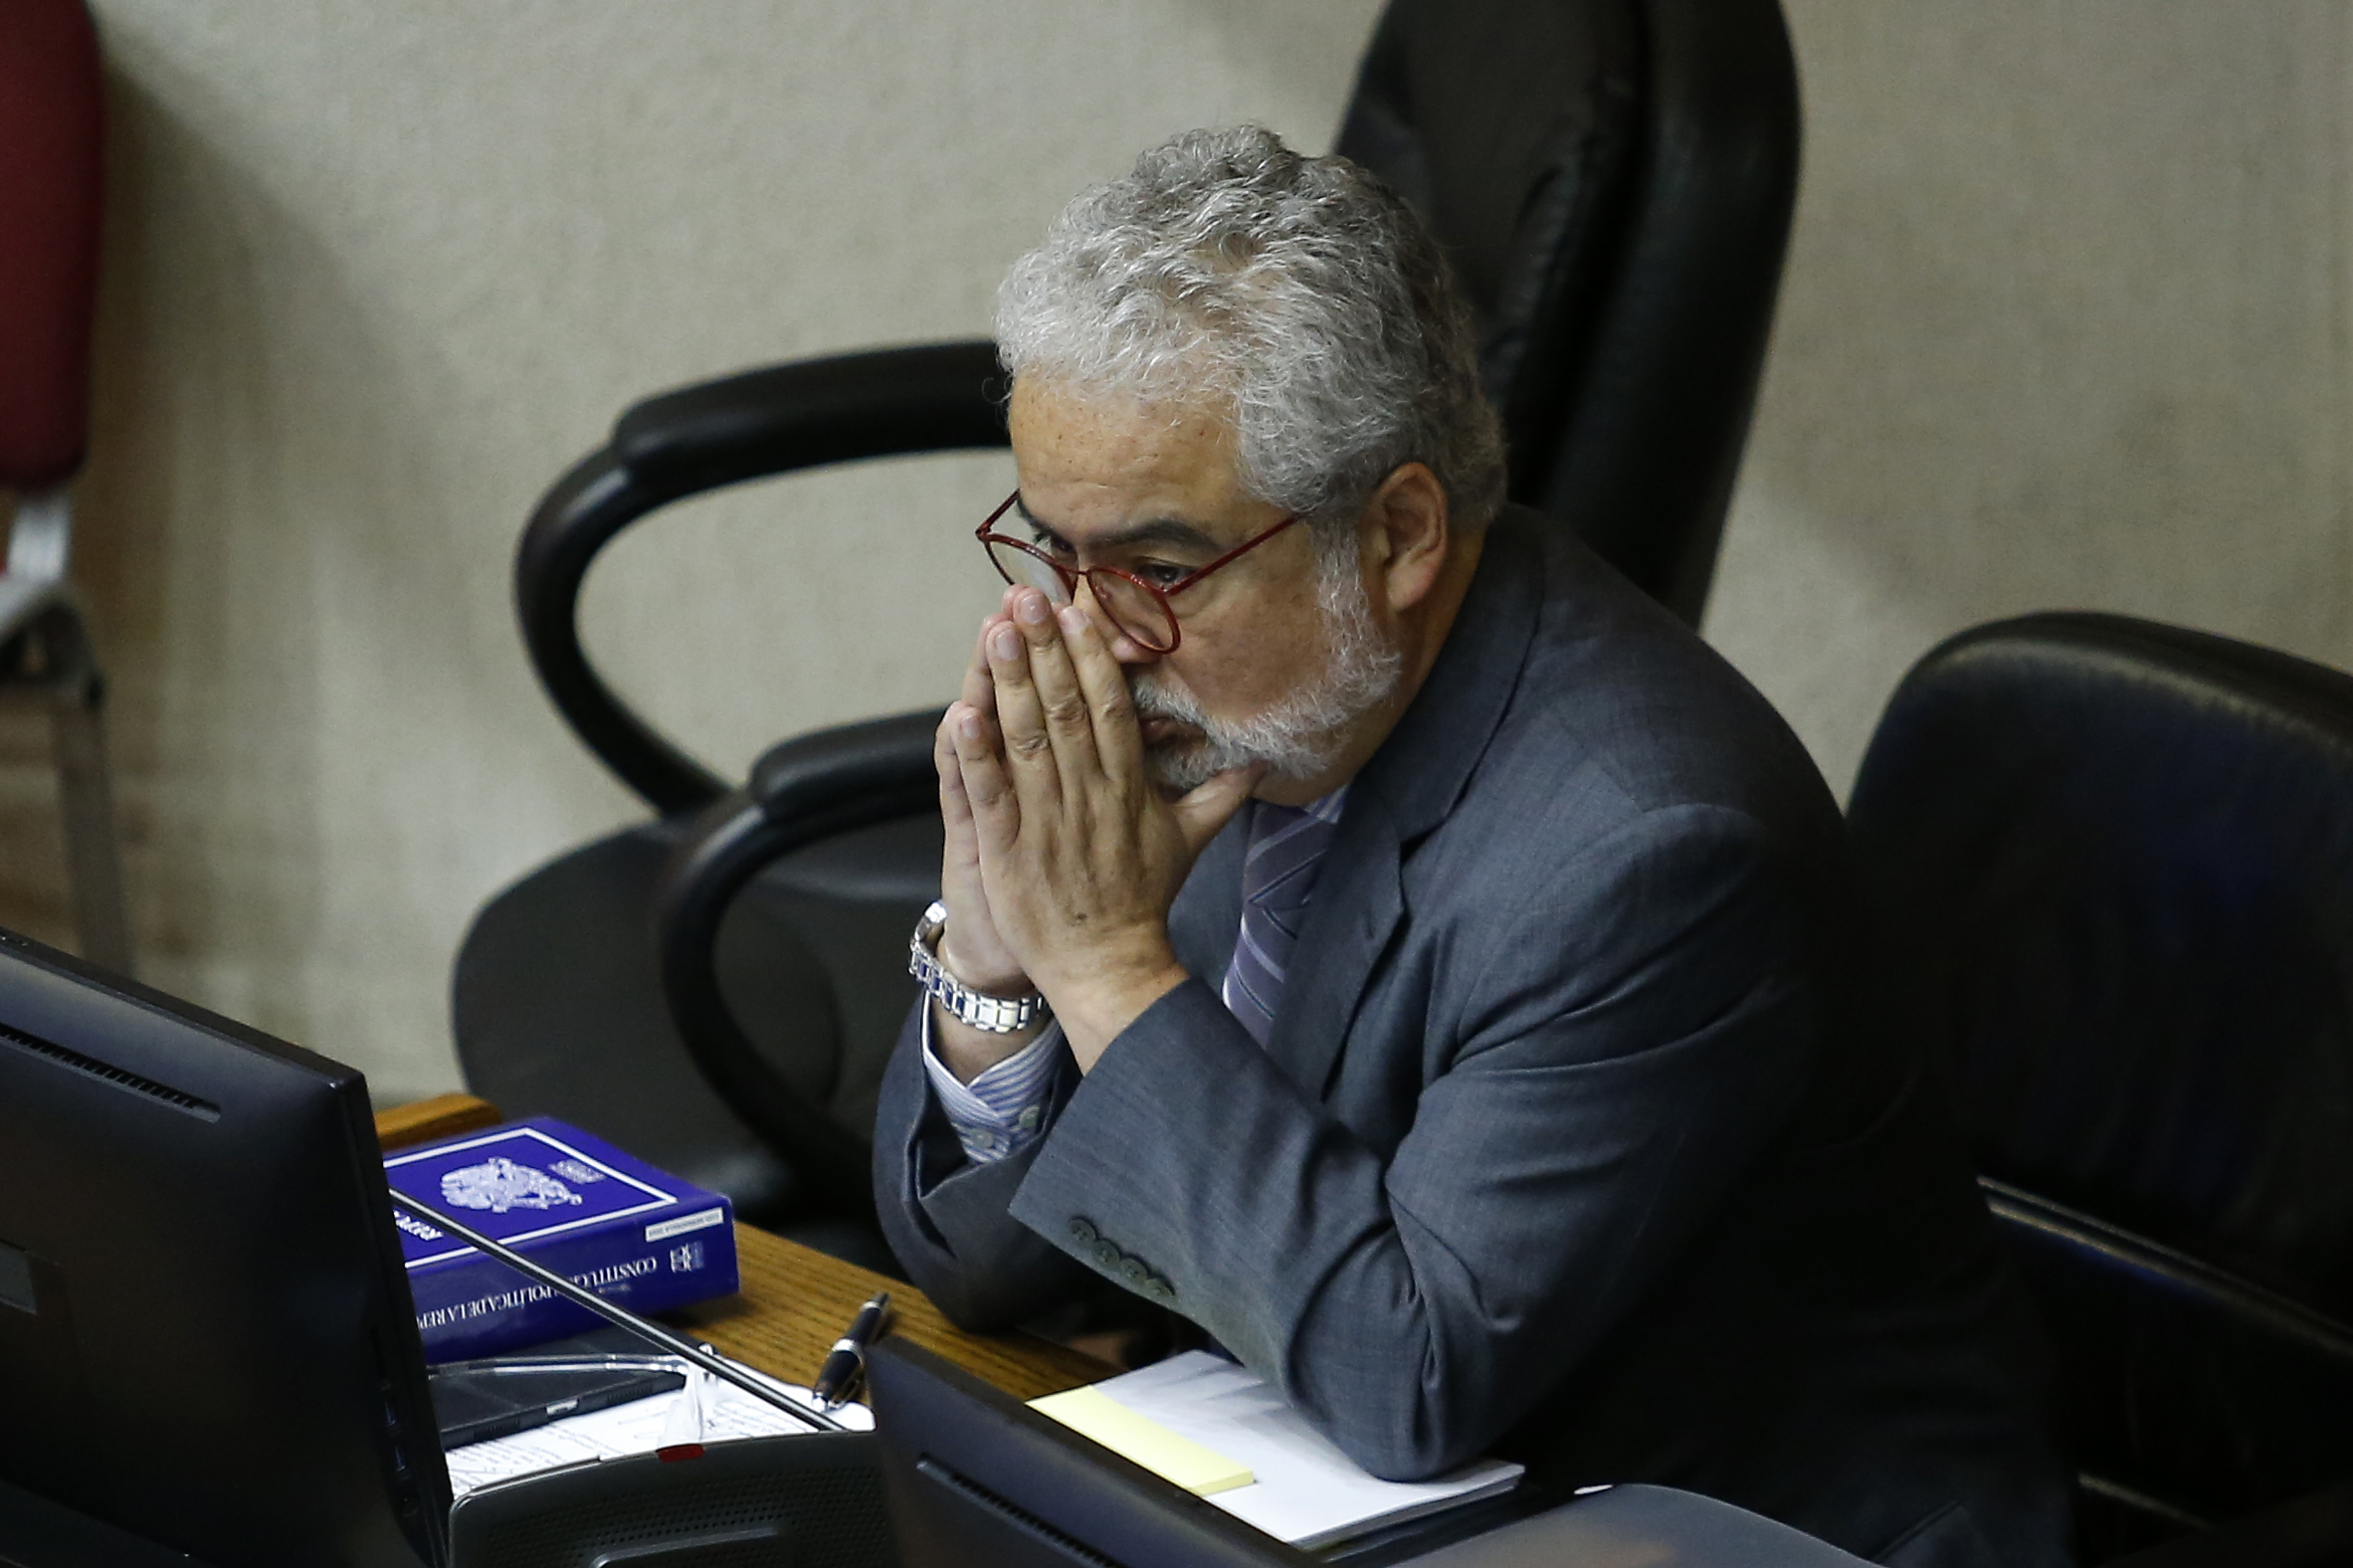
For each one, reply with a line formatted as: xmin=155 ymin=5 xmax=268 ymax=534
xmin=385 ymin=1115 xmax=738 ymax=1360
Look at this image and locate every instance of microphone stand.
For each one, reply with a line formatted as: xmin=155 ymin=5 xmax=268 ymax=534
xmin=389 ymin=1192 xmax=847 ymax=1435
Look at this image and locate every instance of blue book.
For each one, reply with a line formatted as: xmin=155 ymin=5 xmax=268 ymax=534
xmin=384 ymin=1116 xmax=739 ymax=1362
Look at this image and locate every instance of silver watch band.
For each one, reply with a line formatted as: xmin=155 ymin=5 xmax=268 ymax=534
xmin=907 ymin=900 xmax=1050 ymax=1034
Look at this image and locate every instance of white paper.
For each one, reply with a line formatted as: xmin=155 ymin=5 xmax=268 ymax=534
xmin=1083 ymin=1351 xmax=1522 ymax=1549
xmin=441 ymin=1364 xmax=873 ymax=1498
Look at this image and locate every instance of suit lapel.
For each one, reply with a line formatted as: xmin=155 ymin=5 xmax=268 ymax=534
xmin=1170 ymin=810 xmax=1247 ymax=982
xmin=1264 ymin=508 xmax=1548 ymax=1098
xmin=1264 ymin=796 xmax=1404 ymax=1097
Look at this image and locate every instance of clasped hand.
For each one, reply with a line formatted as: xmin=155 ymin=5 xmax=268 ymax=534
xmin=932 ymin=585 xmax=1258 ymax=1071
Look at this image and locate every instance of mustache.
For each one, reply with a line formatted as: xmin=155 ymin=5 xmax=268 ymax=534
xmin=1127 ymin=671 xmax=1205 ymax=729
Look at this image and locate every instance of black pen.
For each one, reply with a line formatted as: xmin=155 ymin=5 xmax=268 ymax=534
xmin=812 ymin=1289 xmax=892 ymax=1408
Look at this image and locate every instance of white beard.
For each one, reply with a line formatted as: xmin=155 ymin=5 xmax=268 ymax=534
xmin=1128 ymin=543 xmax=1404 ymax=795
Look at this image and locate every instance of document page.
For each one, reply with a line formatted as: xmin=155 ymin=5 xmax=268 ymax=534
xmin=441 ymin=1364 xmax=872 ymax=1497
xmin=1080 ymin=1352 xmax=1522 ymax=1550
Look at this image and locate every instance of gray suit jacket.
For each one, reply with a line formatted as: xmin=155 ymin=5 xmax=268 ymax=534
xmin=875 ymin=508 xmax=2071 ymax=1568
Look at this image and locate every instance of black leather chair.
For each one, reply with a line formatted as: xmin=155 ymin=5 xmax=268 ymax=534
xmin=1847 ymin=613 xmax=2353 ymax=1566
xmin=455 ymin=0 xmax=1801 ymax=1259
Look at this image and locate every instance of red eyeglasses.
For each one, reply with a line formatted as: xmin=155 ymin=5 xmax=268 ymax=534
xmin=975 ymin=490 xmax=1299 ymax=655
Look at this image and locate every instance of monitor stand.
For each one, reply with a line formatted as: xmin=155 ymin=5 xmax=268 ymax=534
xmin=0 ymin=1476 xmax=221 ymax=1568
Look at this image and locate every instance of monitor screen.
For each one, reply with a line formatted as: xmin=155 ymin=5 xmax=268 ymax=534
xmin=0 ymin=927 xmax=449 ymax=1568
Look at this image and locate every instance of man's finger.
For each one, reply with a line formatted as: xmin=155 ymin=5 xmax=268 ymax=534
xmin=962 ymin=614 xmax=1003 ymax=719
xmin=1011 ymin=589 xmax=1102 ymax=786
xmin=986 ymin=616 xmax=1065 ymax=810
xmin=1058 ymin=603 xmax=1142 ymax=788
xmin=951 ymin=703 xmax=1020 ymax=855
xmin=1170 ymin=764 xmax=1264 ymax=856
xmin=937 ymin=708 xmax=977 ymax=839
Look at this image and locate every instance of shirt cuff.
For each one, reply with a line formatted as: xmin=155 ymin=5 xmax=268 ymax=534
xmin=919 ymin=1004 xmax=1065 ymax=1164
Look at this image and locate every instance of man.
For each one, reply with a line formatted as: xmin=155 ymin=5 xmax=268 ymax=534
xmin=874 ymin=126 xmax=2071 ymax=1568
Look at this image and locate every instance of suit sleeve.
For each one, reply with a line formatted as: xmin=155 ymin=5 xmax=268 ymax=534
xmin=871 ymin=1001 xmax=1115 ymax=1329
xmin=1003 ymin=803 xmax=1818 ymax=1479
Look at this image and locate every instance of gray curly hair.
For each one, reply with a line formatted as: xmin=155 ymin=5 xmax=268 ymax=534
xmin=995 ymin=125 xmax=1506 ymax=535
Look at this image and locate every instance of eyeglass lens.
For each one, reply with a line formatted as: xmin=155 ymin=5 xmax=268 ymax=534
xmin=982 ymin=537 xmax=1177 ymax=653
xmin=983 ymin=537 xmax=1071 ymax=604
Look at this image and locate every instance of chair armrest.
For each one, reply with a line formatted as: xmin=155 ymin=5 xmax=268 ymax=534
xmin=516 ymin=339 xmax=1007 ymax=815
xmin=1979 ymin=1179 xmax=2353 ymax=1531
xmin=745 ymin=705 xmax=944 ymax=824
xmin=2103 ymin=1477 xmax=2353 ymax=1568
xmin=613 ymin=339 xmax=1010 ymax=492
xmin=651 ymin=708 xmax=943 ymax=1216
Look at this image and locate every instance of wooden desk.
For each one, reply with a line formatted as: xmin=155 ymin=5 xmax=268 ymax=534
xmin=373 ymin=1093 xmax=1108 ymax=1404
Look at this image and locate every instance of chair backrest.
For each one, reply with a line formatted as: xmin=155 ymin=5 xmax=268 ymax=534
xmin=1847 ymin=613 xmax=2353 ymax=1547
xmin=1338 ymin=0 xmax=1799 ymax=623
xmin=0 ymin=0 xmax=104 ymax=491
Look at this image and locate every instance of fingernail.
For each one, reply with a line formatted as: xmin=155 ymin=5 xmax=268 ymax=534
xmin=1016 ymin=591 xmax=1049 ymax=625
xmin=958 ymin=709 xmax=983 ymax=738
xmin=1058 ymin=605 xmax=1086 ymax=636
xmin=990 ymin=624 xmax=1020 ymax=660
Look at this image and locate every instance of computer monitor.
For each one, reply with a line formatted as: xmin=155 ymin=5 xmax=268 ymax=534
xmin=868 ymin=1342 xmax=1570 ymax=1568
xmin=0 ymin=927 xmax=450 ymax=1568
xmin=869 ymin=1338 xmax=1306 ymax=1568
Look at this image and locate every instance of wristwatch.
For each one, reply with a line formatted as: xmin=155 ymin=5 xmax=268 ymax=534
xmin=908 ymin=901 xmax=1051 ymax=1034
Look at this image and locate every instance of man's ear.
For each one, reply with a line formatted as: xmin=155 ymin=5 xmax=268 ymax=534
xmin=1363 ymin=463 xmax=1453 ymax=615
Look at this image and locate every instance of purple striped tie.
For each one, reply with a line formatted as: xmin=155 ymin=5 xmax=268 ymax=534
xmin=1220 ymin=792 xmax=1345 ymax=1046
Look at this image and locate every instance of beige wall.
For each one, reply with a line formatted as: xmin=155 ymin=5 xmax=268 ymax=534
xmin=49 ymin=0 xmax=1382 ymax=1102
xmin=10 ymin=2 xmax=2347 ymax=1103
xmin=1710 ymin=3 xmax=2353 ymax=788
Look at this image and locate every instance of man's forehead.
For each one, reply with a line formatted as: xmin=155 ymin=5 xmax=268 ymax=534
xmin=1008 ymin=373 xmax=1229 ymax=444
xmin=1007 ymin=378 xmax=1255 ymax=546
xmin=1010 ymin=378 xmax=1236 ymax=478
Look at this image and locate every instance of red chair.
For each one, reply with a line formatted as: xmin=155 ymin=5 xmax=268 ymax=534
xmin=0 ymin=0 xmax=132 ymax=973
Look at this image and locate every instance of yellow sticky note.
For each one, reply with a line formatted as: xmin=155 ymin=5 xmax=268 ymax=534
xmin=1028 ymin=1386 xmax=1256 ymax=1496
